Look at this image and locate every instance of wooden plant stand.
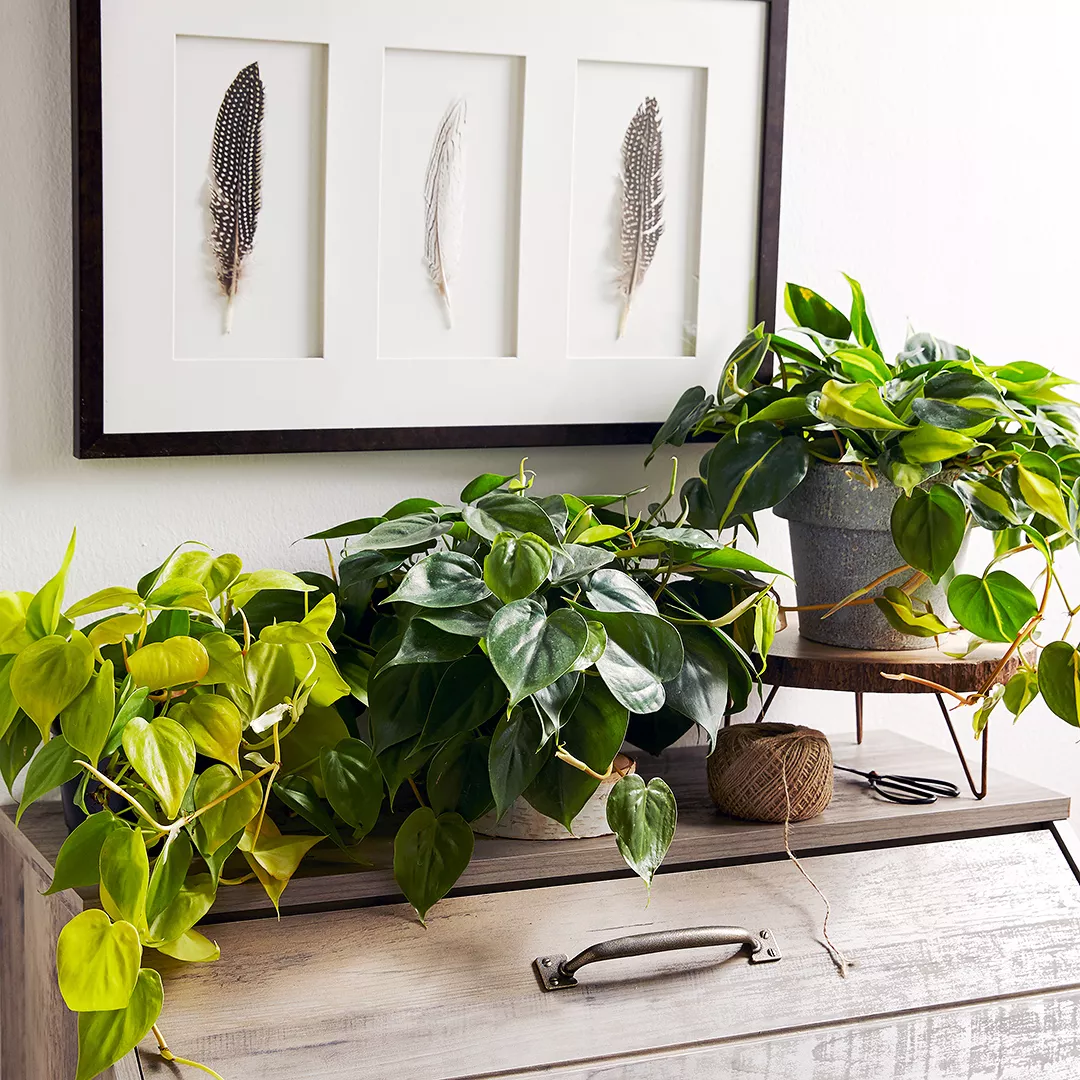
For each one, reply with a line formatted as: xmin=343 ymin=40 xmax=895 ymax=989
xmin=745 ymin=621 xmax=1026 ymax=800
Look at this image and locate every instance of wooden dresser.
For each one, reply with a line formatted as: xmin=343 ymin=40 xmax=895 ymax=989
xmin=4 ymin=731 xmax=1080 ymax=1080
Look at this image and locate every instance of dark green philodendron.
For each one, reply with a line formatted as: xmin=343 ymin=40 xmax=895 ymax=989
xmin=650 ymin=275 xmax=1080 ymax=735
xmin=309 ymin=461 xmax=781 ymax=918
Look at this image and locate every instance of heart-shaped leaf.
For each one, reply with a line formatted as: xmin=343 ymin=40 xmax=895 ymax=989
xmin=383 ymin=619 xmax=478 ymax=669
xmin=47 ymin=811 xmax=124 ymax=894
xmin=99 ymin=826 xmax=149 ymax=931
xmin=194 ymin=765 xmax=263 ymax=854
xmin=162 ymin=550 xmax=243 ymax=600
xmin=484 ymin=532 xmax=552 ymax=603
xmin=488 ymin=702 xmax=553 ymax=818
xmin=0 ymin=713 xmax=40 ymax=796
xmin=122 ymin=716 xmax=196 ymax=819
xmin=393 ymin=807 xmax=474 ymax=923
xmin=585 ymin=569 xmax=659 ymax=615
xmin=320 ymin=738 xmax=384 ymax=835
xmin=146 ymin=831 xmax=192 ymax=923
xmin=573 ymin=604 xmax=684 ymax=714
xmin=240 ymin=817 xmax=324 ymax=911
xmin=1002 ymin=667 xmax=1039 ymax=720
xmin=60 ymin=659 xmax=116 ymax=762
xmin=65 ymin=586 xmax=145 ymax=620
xmin=259 ymin=594 xmax=338 ymax=648
xmin=126 ymin=637 xmax=209 ymax=691
xmin=10 ymin=632 xmax=95 ymax=741
xmin=486 ymin=600 xmax=589 ymax=707
xmin=531 ymin=669 xmax=583 ymax=744
xmin=525 ymin=679 xmax=629 ymax=831
xmin=812 ymin=380 xmax=912 ymax=432
xmin=427 ymin=734 xmax=494 ymax=821
xmin=199 ymin=631 xmax=247 ymax=686
xmin=75 ymin=968 xmax=163 ymax=1080
xmin=417 ymin=655 xmax=506 ymax=749
xmin=463 ymin=493 xmax=560 ymax=545
xmin=342 ymin=514 xmax=454 ymax=555
xmin=662 ymin=624 xmax=729 ymax=748
xmin=57 ymin=909 xmax=141 ymax=1012
xmin=874 ymin=587 xmax=952 ymax=638
xmin=548 ymin=544 xmax=616 ymax=585
xmin=890 ymin=485 xmax=967 ymax=584
xmin=607 ymin=775 xmax=677 ymax=891
xmin=385 ymin=552 xmax=491 ymax=608
xmin=25 ymin=528 xmax=78 ymax=639
xmin=153 ymin=928 xmax=220 ymax=963
xmin=147 ymin=874 xmax=216 ymax=945
xmin=947 ymin=572 xmax=1037 ymax=644
xmin=460 ymin=472 xmax=515 ymax=502
xmin=368 ymin=661 xmax=443 ymax=753
xmin=244 ymin=640 xmax=294 ymax=719
xmin=16 ymin=733 xmax=81 ymax=824
xmin=171 ymin=694 xmax=243 ymax=774
xmin=1039 ymin=642 xmax=1080 ymax=726
xmin=229 ymin=569 xmax=318 ymax=609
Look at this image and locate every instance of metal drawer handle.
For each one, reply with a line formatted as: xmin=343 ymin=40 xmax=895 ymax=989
xmin=533 ymin=925 xmax=781 ymax=990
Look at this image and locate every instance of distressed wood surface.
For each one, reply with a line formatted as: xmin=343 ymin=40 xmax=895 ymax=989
xmin=759 ymin=622 xmax=1025 ymax=693
xmin=526 ymin=990 xmax=1080 ymax=1079
xmin=133 ymin=830 xmax=1080 ymax=1079
xmin=9 ymin=732 xmax=1069 ymax=919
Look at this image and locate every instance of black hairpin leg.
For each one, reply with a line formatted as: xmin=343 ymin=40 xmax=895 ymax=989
xmin=855 ymin=692 xmax=864 ymax=745
xmin=935 ymin=692 xmax=988 ymax=799
xmin=754 ymin=684 xmax=781 ymax=722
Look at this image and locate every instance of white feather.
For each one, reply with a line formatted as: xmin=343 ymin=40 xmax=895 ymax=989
xmin=424 ymin=99 xmax=466 ymax=328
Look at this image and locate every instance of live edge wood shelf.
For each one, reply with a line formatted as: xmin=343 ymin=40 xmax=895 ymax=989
xmin=4 ymin=731 xmax=1079 ymax=1080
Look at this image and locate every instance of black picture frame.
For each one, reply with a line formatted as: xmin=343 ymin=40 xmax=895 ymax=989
xmin=71 ymin=0 xmax=787 ymax=459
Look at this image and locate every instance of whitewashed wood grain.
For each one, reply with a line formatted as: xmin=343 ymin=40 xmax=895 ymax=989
xmin=132 ymin=831 xmax=1080 ymax=1079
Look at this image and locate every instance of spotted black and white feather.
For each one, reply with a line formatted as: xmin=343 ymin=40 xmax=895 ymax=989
xmin=209 ymin=62 xmax=264 ymax=335
xmin=424 ymin=99 xmax=466 ymax=328
xmin=616 ymin=97 xmax=665 ymax=339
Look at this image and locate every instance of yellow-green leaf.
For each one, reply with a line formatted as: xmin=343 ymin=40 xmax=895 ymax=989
xmin=121 ymin=716 xmax=196 ymax=819
xmin=0 ymin=590 xmax=34 ymax=654
xmin=153 ymin=929 xmax=220 ymax=963
xmin=25 ymin=528 xmax=77 ymax=639
xmin=75 ymin=968 xmax=163 ymax=1080
xmin=57 ymin=909 xmax=141 ymax=1012
xmin=813 ymin=380 xmax=912 ymax=431
xmin=61 ymin=659 xmax=115 ymax=761
xmin=194 ymin=765 xmax=263 ymax=854
xmin=99 ymin=826 xmax=149 ymax=932
xmin=899 ymin=425 xmax=978 ymax=464
xmin=87 ymin=613 xmax=144 ymax=652
xmin=171 ymin=694 xmax=243 ymax=774
xmin=10 ymin=632 xmax=95 ymax=742
xmin=65 ymin=587 xmax=144 ymax=620
xmin=127 ymin=636 xmax=209 ymax=690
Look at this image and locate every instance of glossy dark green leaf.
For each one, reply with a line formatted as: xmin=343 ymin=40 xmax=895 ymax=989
xmin=531 ymin=669 xmax=583 ymax=745
xmin=393 ymin=807 xmax=474 ymax=923
xmin=417 ymin=655 xmax=506 ymax=749
xmin=75 ymin=967 xmax=163 ymax=1080
xmin=947 ymin=572 xmax=1038 ymax=644
xmin=320 ymin=738 xmax=383 ymax=835
xmin=460 ymin=473 xmax=515 ymax=502
xmin=16 ymin=732 xmax=81 ymax=825
xmin=607 ymin=774 xmax=676 ymax=890
xmin=537 ymin=495 xmax=569 ymax=538
xmin=784 ymin=282 xmax=851 ymax=339
xmin=489 ymin=702 xmax=553 ymax=818
xmin=46 ymin=811 xmax=123 ymax=894
xmin=385 ymin=552 xmax=491 ymax=608
xmin=524 ymin=680 xmax=629 ymax=832
xmin=890 ymin=485 xmax=967 ymax=584
xmin=1039 ymin=642 xmax=1080 ymax=725
xmin=953 ymin=473 xmax=1025 ymax=531
xmin=548 ymin=543 xmax=616 ymax=585
xmin=646 ymin=386 xmax=709 ymax=465
xmin=343 ymin=514 xmax=453 ymax=553
xmin=573 ymin=604 xmax=683 ymax=714
xmin=462 ymin=493 xmax=560 ymax=545
xmin=718 ymin=325 xmax=770 ymax=399
xmin=679 ymin=476 xmax=720 ymax=531
xmin=705 ymin=423 xmax=810 ymax=529
xmin=483 ymin=532 xmax=552 ymax=603
xmin=411 ymin=601 xmax=496 ymax=639
xmin=384 ymin=619 xmax=478 ymax=669
xmin=585 ymin=568 xmax=658 ymax=615
xmin=305 ymin=516 xmax=385 ymax=541
xmin=626 ymin=706 xmax=694 ymax=757
xmin=377 ymin=740 xmax=433 ymax=808
xmin=369 ymin=662 xmax=443 ymax=753
xmin=487 ymin=600 xmax=589 ymax=707
xmin=427 ymin=734 xmax=494 ymax=821
xmin=662 ymin=623 xmax=729 ymax=748
xmin=274 ymin=775 xmax=344 ymax=847
xmin=912 ymin=371 xmax=1008 ymax=430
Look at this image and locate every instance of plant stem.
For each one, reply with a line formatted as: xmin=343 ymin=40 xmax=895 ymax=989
xmin=555 ymin=747 xmax=614 ymax=781
xmin=151 ymin=1025 xmax=226 ymax=1080
xmin=76 ymin=761 xmax=169 ymax=834
xmin=324 ymin=540 xmax=338 ymax=585
xmin=185 ymin=765 xmax=275 ymax=826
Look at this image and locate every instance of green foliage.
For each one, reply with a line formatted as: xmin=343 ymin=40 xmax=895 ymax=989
xmin=606 ymin=775 xmax=677 ymax=892
xmin=650 ymin=273 xmax=1080 ymax=746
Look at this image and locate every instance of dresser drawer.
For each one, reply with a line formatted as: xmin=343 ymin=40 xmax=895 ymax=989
xmin=136 ymin=828 xmax=1080 ymax=1079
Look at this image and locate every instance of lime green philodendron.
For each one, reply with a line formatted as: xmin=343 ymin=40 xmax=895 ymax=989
xmin=1 ymin=534 xmax=352 ymax=1080
xmin=308 ymin=462 xmax=782 ymax=920
xmin=651 ymin=275 xmax=1080 ymax=733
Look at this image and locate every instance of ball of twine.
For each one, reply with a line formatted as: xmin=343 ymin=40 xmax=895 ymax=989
xmin=707 ymin=723 xmax=833 ymax=823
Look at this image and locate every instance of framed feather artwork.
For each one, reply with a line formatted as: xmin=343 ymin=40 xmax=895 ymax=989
xmin=72 ymin=0 xmax=788 ymax=458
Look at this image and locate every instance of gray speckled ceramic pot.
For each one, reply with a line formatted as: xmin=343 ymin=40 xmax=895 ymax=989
xmin=773 ymin=462 xmax=953 ymax=650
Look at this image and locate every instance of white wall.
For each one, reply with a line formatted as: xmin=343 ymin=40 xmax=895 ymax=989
xmin=2 ymin=0 xmax=1078 ymax=807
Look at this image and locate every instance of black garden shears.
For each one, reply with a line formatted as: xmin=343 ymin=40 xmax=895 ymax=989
xmin=834 ymin=764 xmax=961 ymax=805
